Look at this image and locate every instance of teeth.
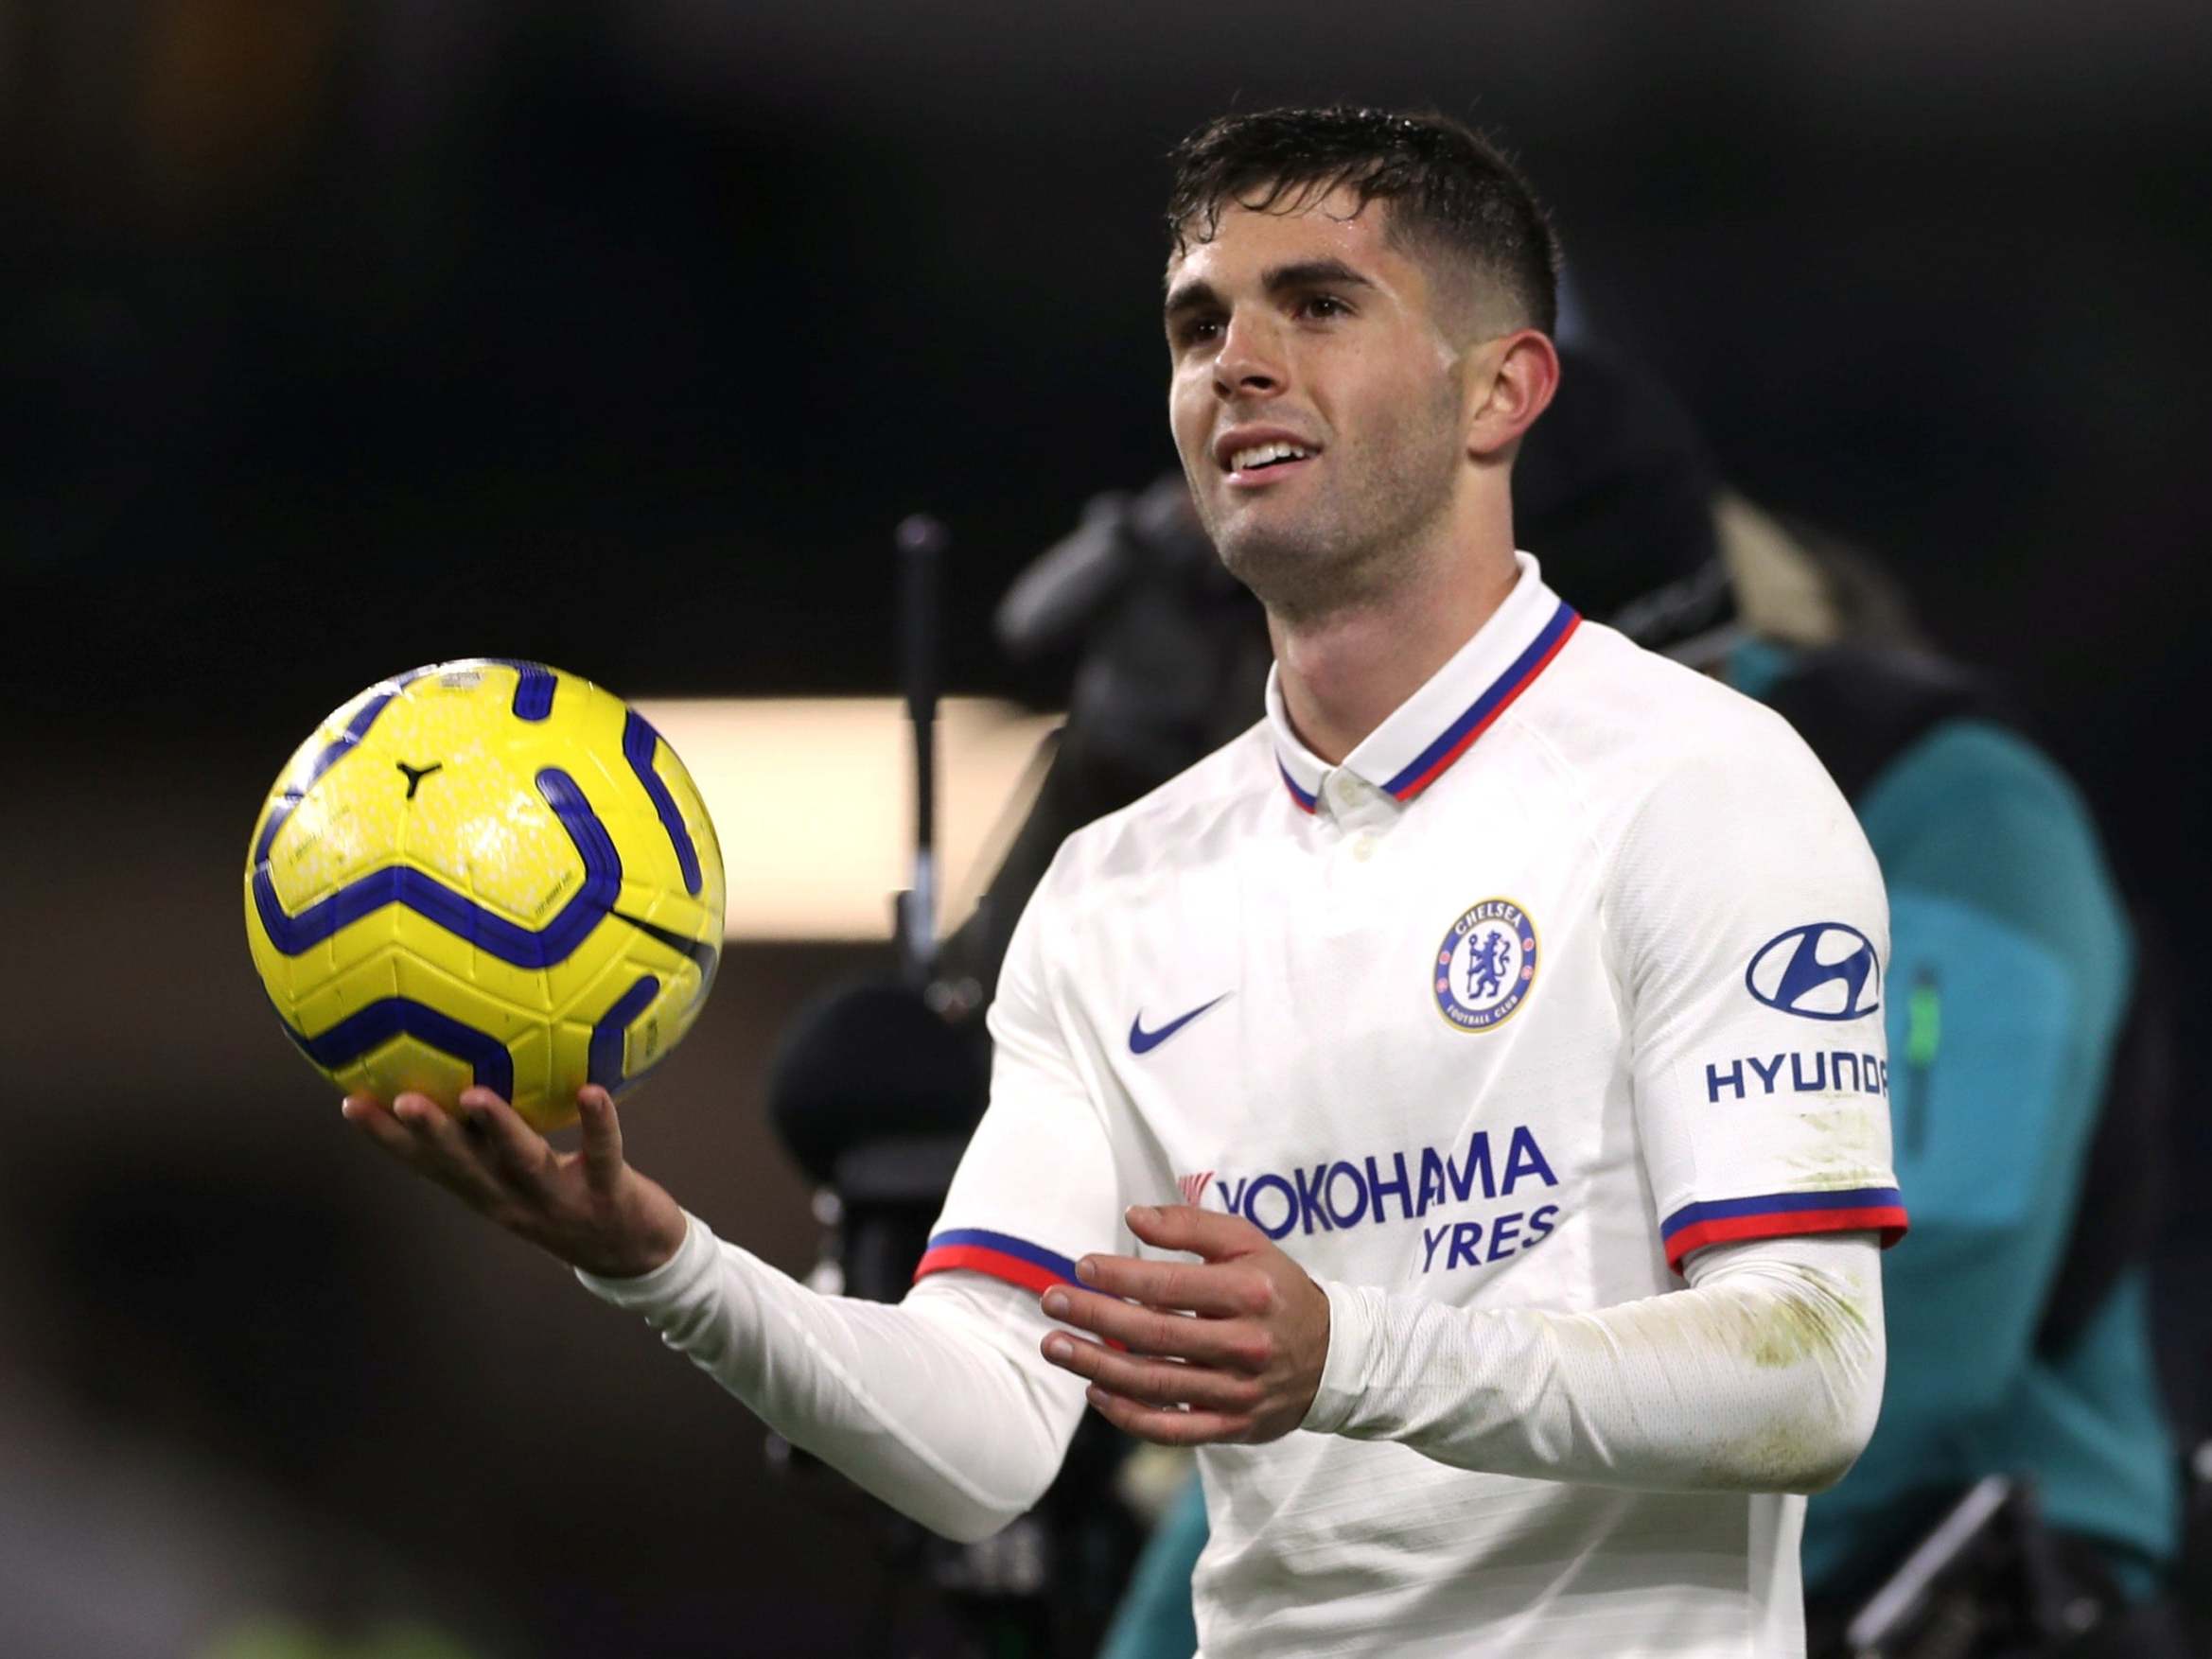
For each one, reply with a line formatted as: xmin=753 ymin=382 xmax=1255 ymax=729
xmin=1230 ymin=441 xmax=1311 ymax=471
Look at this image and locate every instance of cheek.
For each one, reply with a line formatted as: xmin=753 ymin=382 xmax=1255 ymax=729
xmin=1356 ymin=362 xmax=1458 ymax=462
xmin=1168 ymin=375 xmax=1212 ymax=456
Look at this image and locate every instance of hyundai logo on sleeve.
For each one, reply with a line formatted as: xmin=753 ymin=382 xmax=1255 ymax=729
xmin=1745 ymin=923 xmax=1882 ymax=1021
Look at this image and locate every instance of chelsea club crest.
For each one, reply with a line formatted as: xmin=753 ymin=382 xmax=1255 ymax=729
xmin=1433 ymin=899 xmax=1539 ymax=1032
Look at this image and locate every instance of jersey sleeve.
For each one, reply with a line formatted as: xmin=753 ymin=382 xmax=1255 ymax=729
xmin=915 ymin=854 xmax=1127 ymax=1295
xmin=1612 ymin=707 xmax=1908 ymax=1273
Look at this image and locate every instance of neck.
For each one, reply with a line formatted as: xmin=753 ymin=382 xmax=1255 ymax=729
xmin=1272 ymin=541 xmax=1519 ymax=766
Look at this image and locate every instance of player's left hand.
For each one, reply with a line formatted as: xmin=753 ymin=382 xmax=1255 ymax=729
xmin=1037 ymin=1203 xmax=1330 ymax=1445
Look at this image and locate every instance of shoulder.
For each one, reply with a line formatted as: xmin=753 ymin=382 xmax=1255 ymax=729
xmin=1525 ymin=620 xmax=1851 ymax=834
xmin=1525 ymin=627 xmax=1884 ymax=969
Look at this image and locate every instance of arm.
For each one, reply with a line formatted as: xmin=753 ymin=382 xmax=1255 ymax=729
xmin=1309 ymin=1231 xmax=1883 ymax=1493
xmin=1041 ymin=1208 xmax=1882 ymax=1494
xmin=578 ymin=1212 xmax=1080 ymax=1543
xmin=342 ymin=847 xmax=1118 ymax=1544
xmin=343 ymin=1084 xmax=1084 ymax=1543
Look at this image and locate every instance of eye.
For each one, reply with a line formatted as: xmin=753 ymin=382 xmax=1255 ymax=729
xmin=1298 ymin=293 xmax=1350 ymax=321
xmin=1170 ymin=315 xmax=1223 ymax=349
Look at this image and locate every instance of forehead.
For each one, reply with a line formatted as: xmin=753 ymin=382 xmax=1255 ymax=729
xmin=1166 ymin=183 xmax=1418 ymax=294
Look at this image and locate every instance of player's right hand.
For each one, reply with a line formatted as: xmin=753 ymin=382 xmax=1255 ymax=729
xmin=341 ymin=1084 xmax=688 ymax=1280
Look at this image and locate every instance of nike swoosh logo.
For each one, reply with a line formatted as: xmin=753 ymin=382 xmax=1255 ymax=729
xmin=610 ymin=909 xmax=721 ymax=1000
xmin=1129 ymin=994 xmax=1231 ymax=1056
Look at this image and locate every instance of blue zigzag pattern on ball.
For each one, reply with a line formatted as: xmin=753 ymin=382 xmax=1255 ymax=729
xmin=254 ymin=764 xmax=621 ymax=964
xmin=279 ymin=995 xmax=516 ymax=1101
xmin=623 ymin=710 xmax=703 ymax=897
xmin=589 ymin=973 xmax=661 ymax=1092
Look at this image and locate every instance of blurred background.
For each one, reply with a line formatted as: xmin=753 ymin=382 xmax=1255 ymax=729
xmin=2 ymin=2 xmax=2208 ymax=1654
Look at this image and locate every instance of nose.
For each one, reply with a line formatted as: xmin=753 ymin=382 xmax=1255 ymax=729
xmin=1212 ymin=309 xmax=1286 ymax=400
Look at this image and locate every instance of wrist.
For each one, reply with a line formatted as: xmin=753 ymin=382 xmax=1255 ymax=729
xmin=575 ymin=1209 xmax=709 ymax=1301
xmin=1300 ymin=1279 xmax=1382 ymax=1435
xmin=618 ymin=1201 xmax=689 ymax=1278
xmin=566 ymin=1179 xmax=689 ymax=1279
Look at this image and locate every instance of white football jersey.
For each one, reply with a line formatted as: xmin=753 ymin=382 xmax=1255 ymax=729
xmin=920 ymin=553 xmax=1905 ymax=1657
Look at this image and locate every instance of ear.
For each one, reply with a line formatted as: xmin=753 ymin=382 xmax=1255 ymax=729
xmin=1465 ymin=329 xmax=1561 ymax=461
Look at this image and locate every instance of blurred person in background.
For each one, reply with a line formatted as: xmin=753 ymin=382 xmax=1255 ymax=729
xmin=1094 ymin=340 xmax=2190 ymax=1658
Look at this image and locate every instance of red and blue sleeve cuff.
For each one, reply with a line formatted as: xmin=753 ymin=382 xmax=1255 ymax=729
xmin=913 ymin=1228 xmax=1080 ymax=1295
xmin=1661 ymin=1186 xmax=1908 ymax=1274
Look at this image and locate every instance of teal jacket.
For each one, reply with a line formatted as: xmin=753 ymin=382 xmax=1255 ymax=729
xmin=1098 ymin=705 xmax=2179 ymax=1659
xmin=1800 ymin=716 xmax=2177 ymax=1597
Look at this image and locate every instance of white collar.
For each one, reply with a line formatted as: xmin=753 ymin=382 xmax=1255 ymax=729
xmin=1265 ymin=551 xmax=1581 ymax=815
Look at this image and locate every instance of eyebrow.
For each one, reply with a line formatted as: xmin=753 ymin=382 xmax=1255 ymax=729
xmin=1163 ymin=257 xmax=1378 ymax=322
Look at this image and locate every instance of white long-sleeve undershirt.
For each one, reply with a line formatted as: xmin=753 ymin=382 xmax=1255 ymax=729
xmin=1305 ymin=1231 xmax=1885 ymax=1494
xmin=579 ymin=1214 xmax=1089 ymax=1543
xmin=577 ymin=1217 xmax=1882 ymax=1542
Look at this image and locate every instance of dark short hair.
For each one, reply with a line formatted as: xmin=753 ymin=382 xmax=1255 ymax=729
xmin=1166 ymin=106 xmax=1561 ymax=336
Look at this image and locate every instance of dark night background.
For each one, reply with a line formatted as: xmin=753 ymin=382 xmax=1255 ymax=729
xmin=1 ymin=4 xmax=2206 ymax=1655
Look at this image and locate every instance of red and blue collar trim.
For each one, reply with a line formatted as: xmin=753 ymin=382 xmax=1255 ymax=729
xmin=1278 ymin=597 xmax=1581 ymax=814
xmin=1384 ymin=599 xmax=1580 ymax=800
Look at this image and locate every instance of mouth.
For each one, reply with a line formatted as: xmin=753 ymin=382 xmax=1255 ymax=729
xmin=1216 ymin=431 xmax=1323 ymax=490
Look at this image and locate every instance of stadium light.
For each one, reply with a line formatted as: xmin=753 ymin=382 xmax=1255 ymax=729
xmin=632 ymin=698 xmax=1060 ymax=942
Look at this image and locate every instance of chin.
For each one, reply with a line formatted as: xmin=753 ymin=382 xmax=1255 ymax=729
xmin=1217 ymin=526 xmax=1343 ymax=617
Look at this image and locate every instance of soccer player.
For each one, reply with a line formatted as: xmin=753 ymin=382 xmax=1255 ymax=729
xmin=344 ymin=107 xmax=1907 ymax=1657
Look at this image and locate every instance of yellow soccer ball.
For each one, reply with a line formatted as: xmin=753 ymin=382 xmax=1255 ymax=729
xmin=245 ymin=659 xmax=725 ymax=1131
